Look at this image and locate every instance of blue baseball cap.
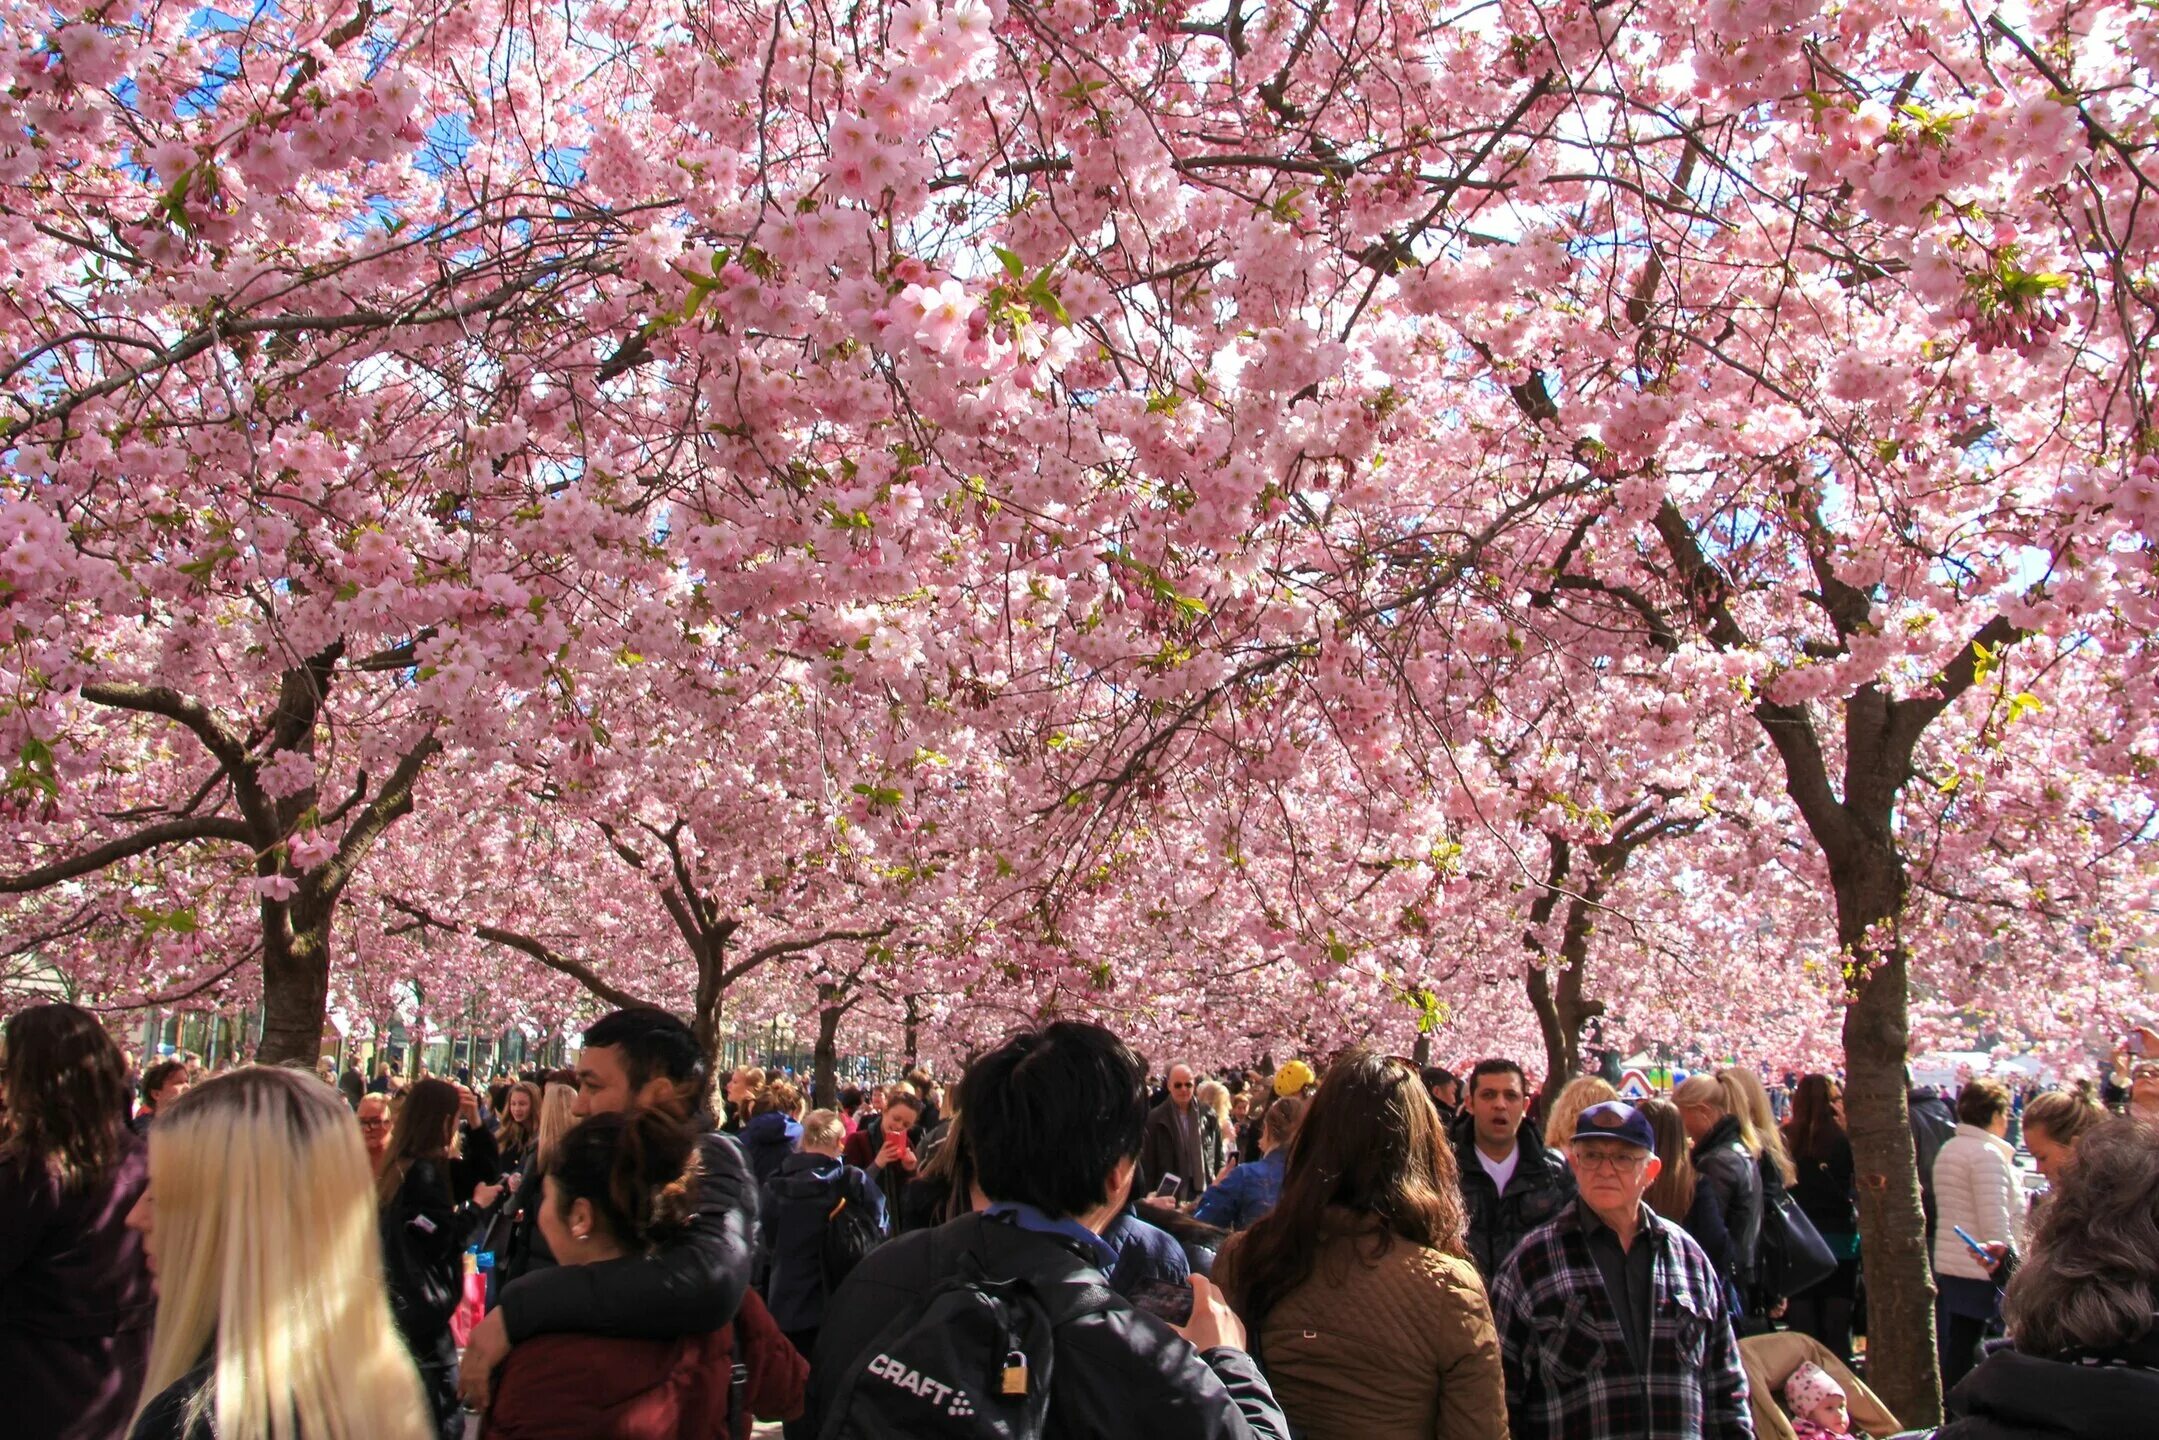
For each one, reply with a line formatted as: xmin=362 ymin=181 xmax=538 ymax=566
xmin=1572 ymin=1100 xmax=1657 ymax=1151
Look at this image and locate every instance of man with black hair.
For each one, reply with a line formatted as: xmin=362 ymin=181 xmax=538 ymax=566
xmin=1456 ymin=1057 xmax=1576 ymax=1280
xmin=1424 ymin=1066 xmax=1462 ymax=1126
xmin=456 ymin=1006 xmax=757 ymax=1409
xmin=808 ymin=1021 xmax=1290 ymax=1439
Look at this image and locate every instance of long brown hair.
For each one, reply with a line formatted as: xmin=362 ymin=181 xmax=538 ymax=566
xmin=1784 ymin=1073 xmax=1846 ymax=1165
xmin=1222 ymin=1049 xmax=1467 ymax=1327
xmin=1641 ymin=1098 xmax=1699 ymax=1223
xmin=375 ymin=1077 xmax=460 ymax=1204
xmin=1 ymin=1003 xmax=131 ymax=1192
xmin=495 ymin=1081 xmax=544 ymax=1162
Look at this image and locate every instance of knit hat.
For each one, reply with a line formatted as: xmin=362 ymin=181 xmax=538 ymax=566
xmin=1273 ymin=1060 xmax=1317 ymax=1097
xmin=1785 ymin=1361 xmax=1844 ymax=1418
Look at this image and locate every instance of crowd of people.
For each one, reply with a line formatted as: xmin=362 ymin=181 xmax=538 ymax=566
xmin=5 ymin=996 xmax=2159 ymax=1440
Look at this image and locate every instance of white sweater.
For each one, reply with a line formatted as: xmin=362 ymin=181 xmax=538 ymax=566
xmin=1931 ymin=1123 xmax=2026 ymax=1280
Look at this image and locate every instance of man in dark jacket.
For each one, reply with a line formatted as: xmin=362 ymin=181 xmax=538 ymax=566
xmin=458 ymin=1007 xmax=757 ymax=1410
xmin=1455 ymin=1058 xmax=1577 ymax=1280
xmin=1138 ymin=1063 xmax=1217 ymax=1203
xmin=808 ymin=1021 xmax=1291 ymax=1440
xmin=1909 ymin=1080 xmax=1957 ymax=1238
xmin=1424 ymin=1066 xmax=1462 ymax=1128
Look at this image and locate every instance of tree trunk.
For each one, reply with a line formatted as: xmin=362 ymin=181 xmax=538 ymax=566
xmin=1411 ymin=1031 xmax=1431 ymax=1066
xmin=689 ymin=986 xmax=725 ymax=1114
xmin=1832 ymin=841 xmax=1940 ymax=1425
xmin=903 ymin=994 xmax=920 ymax=1066
xmin=1526 ymin=964 xmax=1577 ymax=1090
xmin=257 ymin=896 xmax=332 ymax=1066
xmin=1525 ymin=882 xmax=1607 ymax=1091
xmin=814 ymin=988 xmax=844 ymax=1110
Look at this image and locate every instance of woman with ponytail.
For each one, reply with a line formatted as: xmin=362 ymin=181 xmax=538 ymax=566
xmin=482 ymin=1108 xmax=807 ymax=1439
xmin=123 ymin=1066 xmax=431 ymax=1440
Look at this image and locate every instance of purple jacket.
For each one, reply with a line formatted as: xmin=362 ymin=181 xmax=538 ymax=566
xmin=0 ymin=1129 xmax=156 ymax=1440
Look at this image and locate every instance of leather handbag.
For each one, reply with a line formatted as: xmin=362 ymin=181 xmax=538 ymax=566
xmin=1760 ymin=1187 xmax=1840 ymax=1298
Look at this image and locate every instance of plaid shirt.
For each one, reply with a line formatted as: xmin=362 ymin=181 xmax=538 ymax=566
xmin=1491 ymin=1200 xmax=1754 ymax=1440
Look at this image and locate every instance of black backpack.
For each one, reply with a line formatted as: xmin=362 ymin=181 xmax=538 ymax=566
xmin=815 ymin=1248 xmax=1116 ymax=1439
xmin=821 ymin=1183 xmax=887 ymax=1295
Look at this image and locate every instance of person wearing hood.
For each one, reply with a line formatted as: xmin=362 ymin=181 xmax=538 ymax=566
xmin=1453 ymin=1058 xmax=1576 ymax=1281
xmin=1931 ymin=1117 xmax=2159 ymax=1440
xmin=759 ymin=1108 xmax=881 ymax=1437
xmin=743 ymin=1079 xmax=805 ymax=1189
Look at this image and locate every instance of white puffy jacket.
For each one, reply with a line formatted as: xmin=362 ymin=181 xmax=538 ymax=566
xmin=1931 ymin=1122 xmax=2025 ymax=1280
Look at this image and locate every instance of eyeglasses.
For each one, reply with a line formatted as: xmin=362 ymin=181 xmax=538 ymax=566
xmin=359 ymin=1118 xmax=389 ymax=1129
xmin=2132 ymin=1065 xmax=2159 ymax=1082
xmin=1170 ymin=1082 xmax=1194 ymax=1090
xmin=1573 ymin=1148 xmax=1650 ymax=1173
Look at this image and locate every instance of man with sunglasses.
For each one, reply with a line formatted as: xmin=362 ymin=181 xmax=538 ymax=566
xmin=1138 ymin=1063 xmax=1217 ymax=1205
xmin=1491 ymin=1100 xmax=1753 ymax=1439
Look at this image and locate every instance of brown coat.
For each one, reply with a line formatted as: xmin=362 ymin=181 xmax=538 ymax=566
xmin=1221 ymin=1211 xmax=1509 ymax=1440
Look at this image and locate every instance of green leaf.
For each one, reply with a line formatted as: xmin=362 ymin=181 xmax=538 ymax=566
xmin=992 ymin=245 xmax=1026 ymax=280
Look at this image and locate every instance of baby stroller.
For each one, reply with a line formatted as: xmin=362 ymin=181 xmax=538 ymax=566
xmin=1739 ymin=1331 xmax=1903 ymax=1440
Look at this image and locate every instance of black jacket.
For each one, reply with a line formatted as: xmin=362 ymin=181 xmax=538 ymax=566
xmin=452 ymin=1121 xmax=502 ymax=1203
xmin=1788 ymin=1130 xmax=1857 ymax=1239
xmin=808 ymin=1210 xmax=1291 ymax=1440
xmin=1934 ymin=1344 xmax=2159 ymax=1440
xmin=1691 ymin=1114 xmax=1763 ymax=1286
xmin=1139 ymin=1099 xmax=1219 ymax=1204
xmin=758 ymin=1151 xmax=884 ymax=1333
xmin=380 ymin=1157 xmax=469 ymax=1362
xmin=126 ymin=1362 xmax=213 ymax=1440
xmin=1452 ymin=1118 xmax=1576 ymax=1280
xmin=1911 ymin=1088 xmax=1958 ymax=1226
xmin=496 ymin=1151 xmax=556 ymax=1285
xmin=497 ymin=1124 xmax=756 ymax=1345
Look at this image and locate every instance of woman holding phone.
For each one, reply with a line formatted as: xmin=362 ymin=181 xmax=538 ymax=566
xmin=1933 ymin=1077 xmax=2025 ymax=1390
xmin=864 ymin=1092 xmax=922 ymax=1221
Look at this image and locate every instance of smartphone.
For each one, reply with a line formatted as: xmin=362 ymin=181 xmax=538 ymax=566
xmin=1952 ymin=1224 xmax=1993 ymax=1259
xmin=1152 ymin=1174 xmax=1182 ymax=1199
xmin=1128 ymin=1278 xmax=1196 ymax=1325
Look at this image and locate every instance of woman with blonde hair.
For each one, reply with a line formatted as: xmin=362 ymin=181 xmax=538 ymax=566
xmin=1718 ymin=1066 xmax=1797 ymax=1186
xmin=1541 ymin=1075 xmax=1618 ymax=1159
xmin=1195 ymin=1078 xmax=1234 ymax=1180
xmin=2021 ymin=1087 xmax=2107 ymax=1182
xmin=500 ymin=1082 xmax=577 ymax=1285
xmin=1675 ymin=1072 xmax=1762 ymax=1315
xmin=123 ymin=1065 xmax=431 ymax=1440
